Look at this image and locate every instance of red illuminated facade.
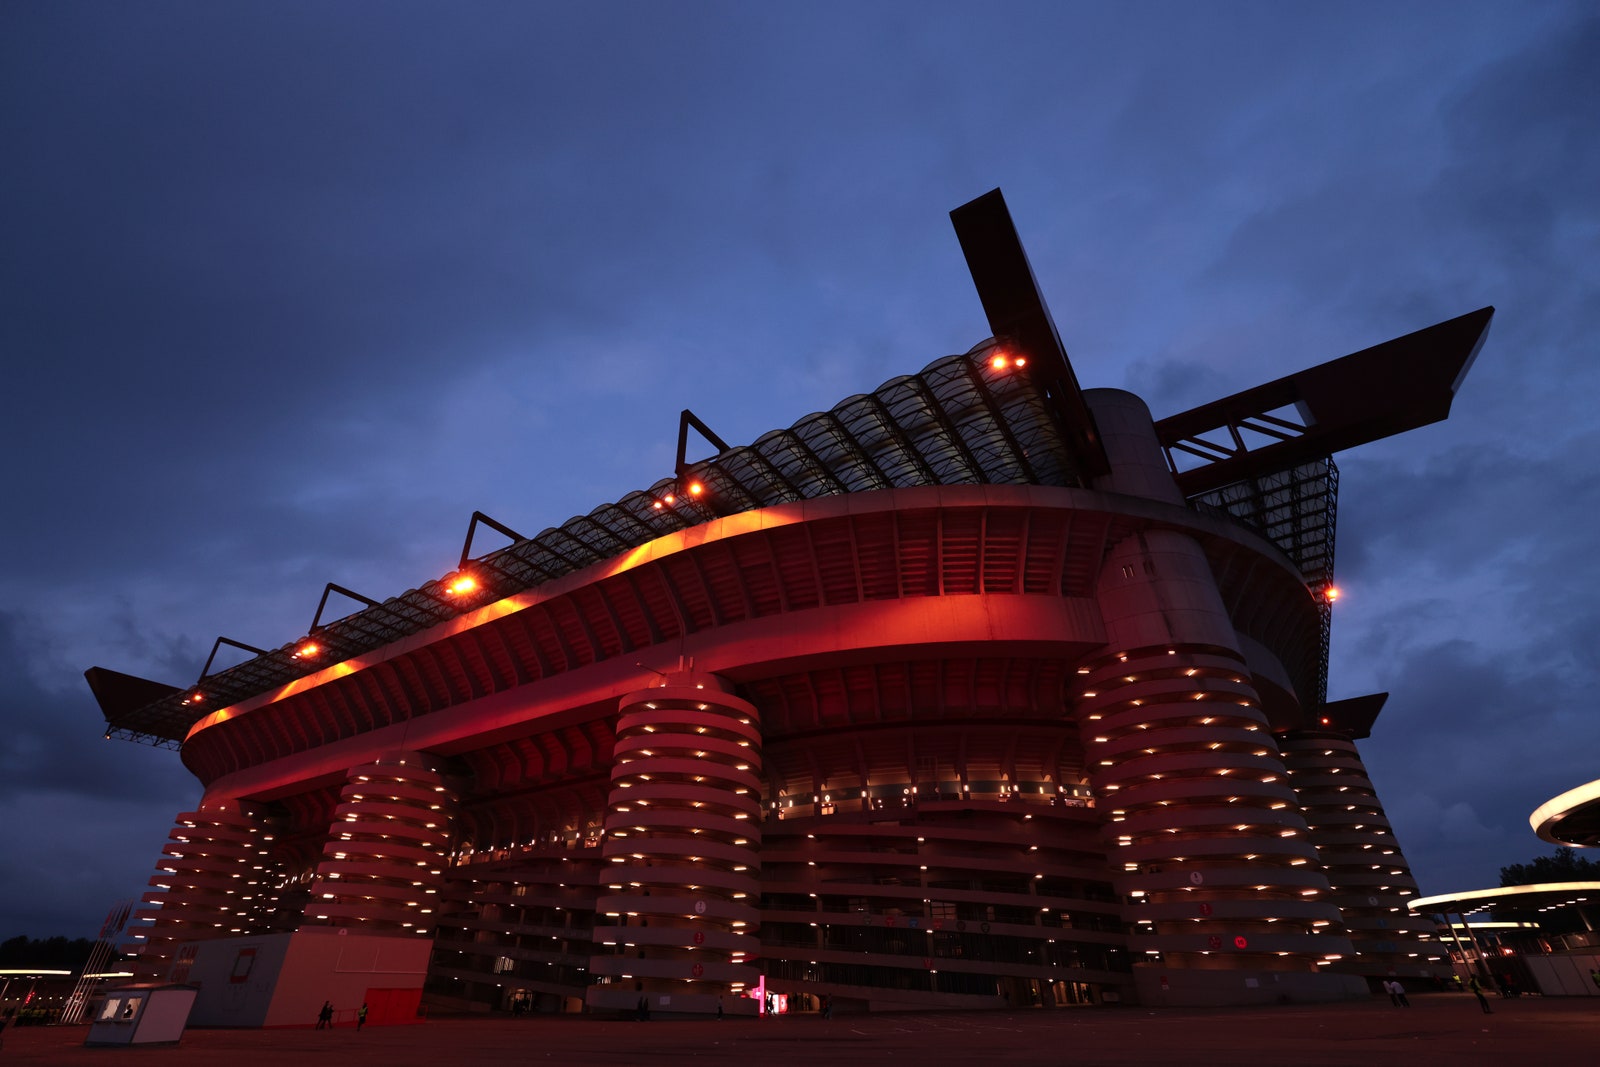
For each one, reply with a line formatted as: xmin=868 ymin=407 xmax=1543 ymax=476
xmin=89 ymin=192 xmax=1489 ymax=1012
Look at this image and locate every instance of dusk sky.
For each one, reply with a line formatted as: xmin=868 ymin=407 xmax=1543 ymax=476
xmin=3 ymin=1 xmax=1596 ymax=939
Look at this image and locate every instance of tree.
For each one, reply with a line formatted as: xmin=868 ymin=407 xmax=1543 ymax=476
xmin=1499 ymin=846 xmax=1600 ymax=887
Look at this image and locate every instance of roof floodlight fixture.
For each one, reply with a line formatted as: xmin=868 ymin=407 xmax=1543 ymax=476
xmin=441 ymin=512 xmax=528 ymax=598
xmin=987 ymin=347 xmax=1028 ymax=372
xmin=457 ymin=511 xmax=525 ymax=571
xmin=198 ymin=636 xmax=270 ymax=682
xmin=187 ymin=635 xmax=270 ymax=705
xmin=443 ymin=572 xmax=480 ymax=596
xmin=308 ymin=582 xmax=382 ymax=634
xmin=638 ymin=410 xmax=731 ymax=517
xmin=675 ymin=409 xmax=731 ymax=477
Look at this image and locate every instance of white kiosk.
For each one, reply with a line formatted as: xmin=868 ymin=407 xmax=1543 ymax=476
xmin=85 ymin=985 xmax=197 ymax=1047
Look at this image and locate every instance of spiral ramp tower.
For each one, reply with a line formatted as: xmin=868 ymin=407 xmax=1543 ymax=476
xmin=302 ymin=752 xmax=458 ymax=934
xmin=588 ymin=676 xmax=765 ymax=1013
xmin=126 ymin=798 xmax=276 ymax=982
xmin=1278 ymin=722 xmax=1448 ymax=981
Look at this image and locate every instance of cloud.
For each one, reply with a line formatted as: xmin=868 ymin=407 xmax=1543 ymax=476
xmin=1352 ymin=635 xmax=1597 ymax=895
xmin=0 ymin=790 xmax=192 ymax=940
xmin=0 ymin=611 xmax=198 ymax=937
xmin=3 ymin=0 xmax=1598 ymax=938
xmin=0 ymin=613 xmax=192 ymax=803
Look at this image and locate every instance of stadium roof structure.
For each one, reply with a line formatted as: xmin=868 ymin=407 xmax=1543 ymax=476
xmin=1531 ymin=778 xmax=1600 ymax=849
xmin=1411 ymin=882 xmax=1600 ymax=920
xmin=87 ymin=189 xmax=1493 ymax=748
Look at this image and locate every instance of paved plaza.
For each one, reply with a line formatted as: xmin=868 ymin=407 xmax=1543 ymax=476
xmin=3 ymin=995 xmax=1597 ymax=1066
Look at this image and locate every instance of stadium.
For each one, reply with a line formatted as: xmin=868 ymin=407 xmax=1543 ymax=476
xmin=88 ymin=190 xmax=1490 ymax=1019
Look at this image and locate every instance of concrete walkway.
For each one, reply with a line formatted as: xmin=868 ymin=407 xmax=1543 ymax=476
xmin=4 ymin=994 xmax=1595 ymax=1065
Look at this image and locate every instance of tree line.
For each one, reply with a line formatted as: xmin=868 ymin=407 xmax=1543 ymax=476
xmin=1499 ymin=846 xmax=1600 ymax=887
xmin=0 ymin=936 xmax=97 ymax=970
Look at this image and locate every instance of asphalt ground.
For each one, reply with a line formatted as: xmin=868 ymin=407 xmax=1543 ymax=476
xmin=3 ymin=994 xmax=1595 ymax=1065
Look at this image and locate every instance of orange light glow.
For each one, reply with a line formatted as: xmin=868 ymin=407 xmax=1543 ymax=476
xmin=990 ymin=353 xmax=1009 ymax=370
xmin=1320 ymin=717 xmax=1331 ymax=725
xmin=1015 ymin=356 xmax=1027 ymax=367
xmin=652 ymin=500 xmax=664 ymax=510
xmin=1324 ymin=585 xmax=1341 ymax=602
xmin=294 ymin=641 xmax=321 ymax=659
xmin=664 ymin=494 xmax=675 ymax=505
xmin=446 ymin=574 xmax=479 ymax=596
xmin=687 ymin=481 xmax=704 ymax=497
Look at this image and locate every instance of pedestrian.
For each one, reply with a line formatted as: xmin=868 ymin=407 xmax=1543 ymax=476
xmin=1591 ymin=967 xmax=1600 ymax=991
xmin=357 ymin=1003 xmax=368 ymax=1031
xmin=1391 ymin=980 xmax=1409 ymax=1008
xmin=1384 ymin=979 xmax=1400 ymax=1007
xmin=316 ymin=1000 xmax=333 ymax=1029
xmin=822 ymin=995 xmax=832 ymax=1020
xmin=1468 ymin=975 xmax=1492 ymax=1014
xmin=716 ymin=996 xmax=724 ymax=1020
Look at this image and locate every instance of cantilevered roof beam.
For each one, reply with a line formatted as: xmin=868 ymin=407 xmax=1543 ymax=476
xmin=1156 ymin=307 xmax=1493 ymax=497
xmin=950 ymin=188 xmax=1109 ymax=479
xmin=84 ymin=666 xmax=186 ymax=742
xmin=1313 ymin=692 xmax=1388 ymax=740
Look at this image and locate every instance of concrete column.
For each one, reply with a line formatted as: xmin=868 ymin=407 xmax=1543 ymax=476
xmin=1080 ymin=534 xmax=1351 ymax=976
xmin=303 ymin=751 xmax=457 ymax=936
xmin=587 ymin=672 xmax=764 ymax=1015
xmin=1277 ymin=728 xmax=1449 ymax=979
xmin=1076 ymin=390 xmax=1360 ymax=1003
xmin=128 ymin=796 xmax=275 ymax=982
xmin=1084 ymin=388 xmax=1186 ymax=505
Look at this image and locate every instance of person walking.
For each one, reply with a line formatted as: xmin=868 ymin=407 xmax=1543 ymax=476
xmin=1468 ymin=975 xmax=1492 ymax=1014
xmin=357 ymin=1003 xmax=368 ymax=1031
xmin=716 ymin=996 xmax=724 ymax=1020
xmin=1391 ymin=980 xmax=1409 ymax=1008
xmin=316 ymin=1000 xmax=334 ymax=1029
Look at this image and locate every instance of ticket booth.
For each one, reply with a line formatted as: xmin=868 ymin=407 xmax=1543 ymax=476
xmin=85 ymin=985 xmax=197 ymax=1047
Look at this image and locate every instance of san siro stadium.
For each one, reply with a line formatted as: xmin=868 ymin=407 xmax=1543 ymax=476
xmin=88 ymin=191 xmax=1491 ymax=1020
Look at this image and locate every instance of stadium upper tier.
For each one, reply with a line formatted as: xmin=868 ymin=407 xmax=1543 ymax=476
xmin=86 ymin=191 xmax=1491 ymax=753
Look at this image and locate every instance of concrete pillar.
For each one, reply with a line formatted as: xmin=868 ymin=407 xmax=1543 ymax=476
xmin=1084 ymin=388 xmax=1186 ymax=506
xmin=128 ymin=797 xmax=275 ymax=982
xmin=1278 ymin=728 xmax=1449 ymax=978
xmin=1076 ymin=390 xmax=1361 ymax=1003
xmin=303 ymin=751 xmax=457 ymax=936
xmin=587 ymin=672 xmax=764 ymax=1014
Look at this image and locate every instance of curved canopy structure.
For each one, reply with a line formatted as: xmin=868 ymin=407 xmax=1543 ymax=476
xmin=1531 ymin=779 xmax=1600 ymax=848
xmin=1411 ymin=882 xmax=1600 ymax=917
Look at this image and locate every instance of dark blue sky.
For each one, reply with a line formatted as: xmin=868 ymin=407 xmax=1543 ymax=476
xmin=3 ymin=1 xmax=1596 ymax=938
